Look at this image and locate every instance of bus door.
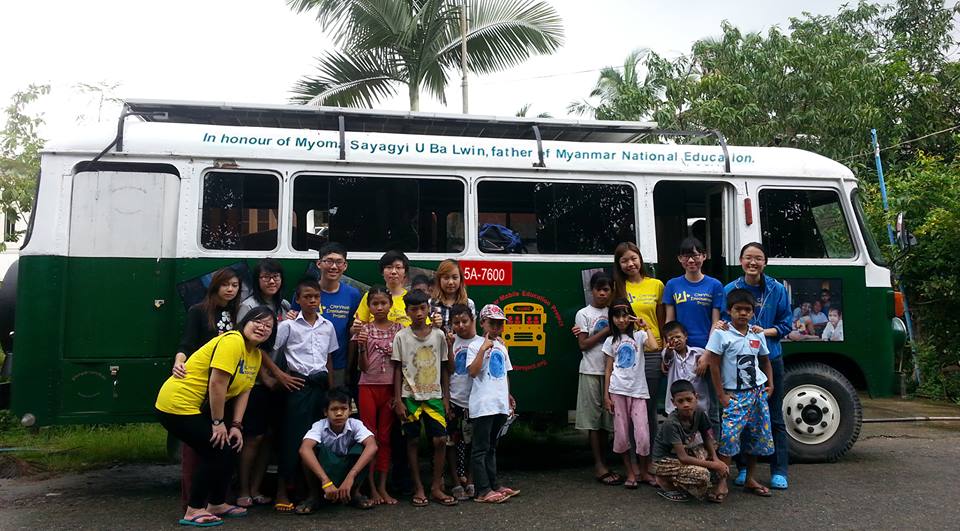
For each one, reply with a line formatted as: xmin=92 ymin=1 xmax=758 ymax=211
xmin=652 ymin=181 xmax=733 ymax=280
xmin=61 ymin=167 xmax=180 ymax=417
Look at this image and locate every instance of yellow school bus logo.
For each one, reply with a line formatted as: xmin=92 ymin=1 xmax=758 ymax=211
xmin=503 ymin=302 xmax=547 ymax=355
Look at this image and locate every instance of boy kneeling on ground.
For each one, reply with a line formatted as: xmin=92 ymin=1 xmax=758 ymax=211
xmin=650 ymin=379 xmax=728 ymax=502
xmin=298 ymin=389 xmax=378 ymax=513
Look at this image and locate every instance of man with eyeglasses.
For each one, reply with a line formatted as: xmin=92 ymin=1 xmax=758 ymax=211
xmin=290 ymin=242 xmax=362 ymax=390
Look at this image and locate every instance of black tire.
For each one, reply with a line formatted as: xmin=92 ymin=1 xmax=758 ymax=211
xmin=783 ymin=362 xmax=862 ymax=463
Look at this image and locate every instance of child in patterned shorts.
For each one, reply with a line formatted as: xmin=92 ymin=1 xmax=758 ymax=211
xmin=650 ymin=379 xmax=728 ymax=502
xmin=705 ymin=288 xmax=775 ymax=500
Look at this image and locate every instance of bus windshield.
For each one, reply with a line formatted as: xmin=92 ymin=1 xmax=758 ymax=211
xmin=851 ymin=189 xmax=887 ymax=266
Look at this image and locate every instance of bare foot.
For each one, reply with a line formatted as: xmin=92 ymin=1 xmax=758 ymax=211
xmin=379 ymin=487 xmax=399 ymax=505
xmin=370 ymin=490 xmax=384 ymax=505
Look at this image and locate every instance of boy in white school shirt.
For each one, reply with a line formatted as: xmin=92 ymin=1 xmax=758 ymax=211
xmin=273 ymin=278 xmax=339 ymax=512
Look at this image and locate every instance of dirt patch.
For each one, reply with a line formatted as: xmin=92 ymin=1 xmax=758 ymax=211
xmin=0 ymin=455 xmax=45 ymax=479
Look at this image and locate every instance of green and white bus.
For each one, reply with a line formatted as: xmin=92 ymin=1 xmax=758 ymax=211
xmin=3 ymin=100 xmax=906 ymax=463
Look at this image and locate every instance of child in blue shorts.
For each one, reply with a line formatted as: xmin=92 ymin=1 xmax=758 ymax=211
xmin=705 ymin=288 xmax=775 ymax=500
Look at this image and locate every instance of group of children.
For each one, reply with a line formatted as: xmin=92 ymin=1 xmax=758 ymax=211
xmin=574 ymin=237 xmax=780 ymax=503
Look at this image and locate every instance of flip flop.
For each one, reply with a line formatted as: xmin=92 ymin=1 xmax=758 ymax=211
xmin=178 ymin=513 xmax=223 ymax=527
xmin=352 ymin=494 xmax=375 ymax=510
xmin=274 ymin=502 xmax=295 ymax=513
xmin=236 ymin=496 xmax=253 ymax=508
xmin=624 ymin=479 xmax=639 ymax=490
xmin=474 ymin=491 xmax=506 ymax=503
xmin=251 ymin=495 xmax=273 ymax=505
xmin=706 ymin=492 xmax=727 ymax=503
xmin=431 ymin=494 xmax=459 ymax=506
xmin=212 ymin=506 xmax=247 ymax=518
xmin=495 ymin=487 xmax=520 ymax=500
xmin=657 ymin=490 xmax=691 ymax=502
xmin=411 ymin=496 xmax=430 ymax=507
xmin=595 ymin=471 xmax=624 ymax=486
xmin=295 ymin=500 xmax=318 ymax=515
xmin=744 ymin=485 xmax=773 ymax=497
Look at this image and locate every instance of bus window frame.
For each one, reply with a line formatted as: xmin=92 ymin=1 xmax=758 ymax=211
xmin=756 ymin=185 xmax=862 ymax=265
xmin=197 ymin=168 xmax=283 ymax=255
xmin=286 ymin=170 xmax=470 ymax=259
xmin=473 ymin=175 xmax=640 ymax=259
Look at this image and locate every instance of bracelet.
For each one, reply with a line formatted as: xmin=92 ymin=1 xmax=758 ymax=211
xmin=322 ymin=481 xmax=334 ymax=489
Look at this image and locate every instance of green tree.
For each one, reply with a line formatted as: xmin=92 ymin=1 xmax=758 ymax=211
xmin=0 ymin=84 xmax=49 ymax=248
xmin=288 ymin=0 xmax=564 ymax=110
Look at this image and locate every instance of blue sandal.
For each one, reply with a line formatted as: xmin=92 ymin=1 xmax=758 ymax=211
xmin=178 ymin=514 xmax=223 ymax=527
xmin=733 ymin=469 xmax=747 ymax=487
xmin=770 ymin=474 xmax=788 ymax=489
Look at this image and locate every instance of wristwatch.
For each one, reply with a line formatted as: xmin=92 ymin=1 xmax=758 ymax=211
xmin=211 ymin=419 xmax=223 ymax=426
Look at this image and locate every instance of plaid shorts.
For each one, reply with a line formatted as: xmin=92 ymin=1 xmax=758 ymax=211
xmin=651 ymin=444 xmax=714 ymax=499
xmin=719 ymin=387 xmax=775 ymax=457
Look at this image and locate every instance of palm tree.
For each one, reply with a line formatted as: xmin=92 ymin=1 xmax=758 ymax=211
xmin=515 ymin=103 xmax=552 ymax=118
xmin=567 ymin=49 xmax=660 ymax=121
xmin=288 ymin=0 xmax=564 ymax=111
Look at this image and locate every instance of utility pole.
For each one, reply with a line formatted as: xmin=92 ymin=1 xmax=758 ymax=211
xmin=460 ymin=0 xmax=470 ymax=114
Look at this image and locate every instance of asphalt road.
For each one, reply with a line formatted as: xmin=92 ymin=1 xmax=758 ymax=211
xmin=2 ymin=397 xmax=960 ymax=530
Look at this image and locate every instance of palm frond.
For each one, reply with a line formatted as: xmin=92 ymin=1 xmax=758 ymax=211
xmin=290 ymin=49 xmax=400 ymax=107
xmin=438 ymin=0 xmax=564 ymax=74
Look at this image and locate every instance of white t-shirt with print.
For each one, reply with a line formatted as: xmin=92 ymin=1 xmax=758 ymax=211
xmin=466 ymin=339 xmax=513 ymax=418
xmin=602 ymin=331 xmax=650 ymax=399
xmin=450 ymin=335 xmax=483 ymax=408
xmin=575 ymin=305 xmax=609 ymax=375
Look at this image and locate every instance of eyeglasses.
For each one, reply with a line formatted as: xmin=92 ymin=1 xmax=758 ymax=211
xmin=742 ymin=256 xmax=765 ymax=264
xmin=679 ymin=253 xmax=703 ymax=261
xmin=251 ymin=320 xmax=273 ymax=330
xmin=259 ymin=274 xmax=281 ymax=282
xmin=321 ymin=258 xmax=346 ymax=267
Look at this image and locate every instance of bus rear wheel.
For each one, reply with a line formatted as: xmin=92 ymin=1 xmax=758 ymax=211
xmin=783 ymin=362 xmax=862 ymax=463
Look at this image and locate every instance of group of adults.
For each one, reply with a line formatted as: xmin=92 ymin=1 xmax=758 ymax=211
xmin=610 ymin=240 xmax=791 ymax=490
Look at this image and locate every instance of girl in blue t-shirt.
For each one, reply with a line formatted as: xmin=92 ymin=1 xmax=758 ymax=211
xmin=662 ymin=237 xmax=725 ymax=349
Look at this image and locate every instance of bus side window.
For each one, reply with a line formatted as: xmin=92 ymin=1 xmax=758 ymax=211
xmin=477 ymin=180 xmax=636 ymax=255
xmin=758 ymin=189 xmax=855 ymax=259
xmin=201 ymin=171 xmax=280 ymax=251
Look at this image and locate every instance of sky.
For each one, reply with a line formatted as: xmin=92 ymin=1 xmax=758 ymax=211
xmin=1 ymin=0 xmax=861 ymax=139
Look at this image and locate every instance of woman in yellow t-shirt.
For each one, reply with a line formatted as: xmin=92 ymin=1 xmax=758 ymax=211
xmin=612 ymin=241 xmax=665 ymax=454
xmin=155 ymin=306 xmax=276 ymax=526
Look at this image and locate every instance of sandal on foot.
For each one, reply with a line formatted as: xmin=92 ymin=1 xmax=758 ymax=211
xmin=474 ymin=491 xmax=506 ymax=504
xmin=251 ymin=495 xmax=273 ymax=505
xmin=411 ymin=496 xmax=430 ymax=508
xmin=274 ymin=502 xmax=295 ymax=513
xmin=431 ymin=494 xmax=459 ymax=506
xmin=744 ymin=485 xmax=773 ymax=497
xmin=595 ymin=471 xmax=624 ymax=486
xmin=212 ymin=506 xmax=247 ymax=518
xmin=733 ymin=469 xmax=747 ymax=487
xmin=295 ymin=500 xmax=319 ymax=515
xmin=179 ymin=513 xmax=223 ymax=527
xmin=451 ymin=485 xmax=469 ymax=501
xmin=770 ymin=474 xmax=788 ymax=489
xmin=657 ymin=490 xmax=691 ymax=502
xmin=706 ymin=492 xmax=727 ymax=503
xmin=235 ymin=496 xmax=253 ymax=508
xmin=495 ymin=487 xmax=519 ymax=500
xmin=352 ymin=495 xmax=375 ymax=510
xmin=465 ymin=484 xmax=476 ymax=497
xmin=624 ymin=479 xmax=639 ymax=490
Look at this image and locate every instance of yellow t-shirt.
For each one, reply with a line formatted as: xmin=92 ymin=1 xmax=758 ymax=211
xmin=354 ymin=289 xmax=412 ymax=327
xmin=155 ymin=331 xmax=262 ymax=415
xmin=626 ymin=277 xmax=664 ymax=351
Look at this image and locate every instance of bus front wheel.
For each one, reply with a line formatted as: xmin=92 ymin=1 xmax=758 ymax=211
xmin=782 ymin=362 xmax=862 ymax=463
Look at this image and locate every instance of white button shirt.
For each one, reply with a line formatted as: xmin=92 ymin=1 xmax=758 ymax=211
xmin=302 ymin=418 xmax=373 ymax=456
xmin=273 ymin=312 xmax=339 ymax=377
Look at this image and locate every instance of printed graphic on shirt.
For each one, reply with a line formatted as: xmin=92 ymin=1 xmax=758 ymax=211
xmin=672 ymin=290 xmax=715 ymax=307
xmin=591 ymin=315 xmax=609 ymax=335
xmin=453 ymin=344 xmax=469 ymax=376
xmin=216 ymin=311 xmax=233 ymax=333
xmin=615 ymin=338 xmax=638 ymax=369
xmin=736 ymin=354 xmax=758 ymax=389
xmin=413 ymin=345 xmax=439 ymax=390
xmin=488 ymin=346 xmax=508 ymax=379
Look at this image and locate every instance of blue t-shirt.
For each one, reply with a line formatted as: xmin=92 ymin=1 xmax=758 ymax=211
xmin=318 ymin=283 xmax=362 ymax=370
xmin=662 ymin=275 xmax=725 ymax=348
xmin=705 ymin=327 xmax=769 ymax=391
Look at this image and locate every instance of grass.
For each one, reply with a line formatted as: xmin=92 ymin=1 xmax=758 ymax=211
xmin=0 ymin=410 xmax=168 ymax=475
